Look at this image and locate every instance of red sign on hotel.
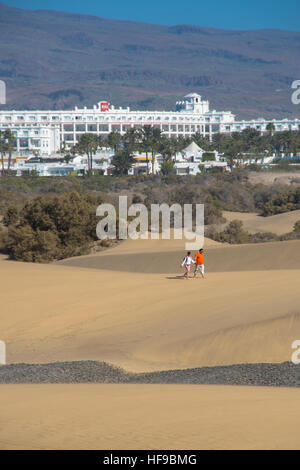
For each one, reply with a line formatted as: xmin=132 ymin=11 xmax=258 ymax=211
xmin=100 ymin=101 xmax=110 ymax=112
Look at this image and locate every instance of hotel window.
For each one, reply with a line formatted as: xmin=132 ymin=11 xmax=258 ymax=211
xmin=64 ymin=135 xmax=74 ymax=141
xmin=185 ymin=125 xmax=190 ymax=132
xmin=17 ymin=116 xmax=24 ymax=121
xmin=112 ymin=125 xmax=121 ymax=132
xmin=75 ymin=116 xmax=82 ymax=121
xmin=64 ymin=125 xmax=73 ymax=132
xmin=99 ymin=125 xmax=109 ymax=132
xmin=170 ymin=125 xmax=176 ymax=132
xmin=64 ymin=116 xmax=72 ymax=121
xmin=52 ymin=116 xmax=59 ymax=121
xmin=178 ymin=125 xmax=183 ymax=132
xmin=76 ymin=125 xmax=85 ymax=132
xmin=41 ymin=116 xmax=48 ymax=121
xmin=5 ymin=116 xmax=11 ymax=121
xmin=87 ymin=116 xmax=93 ymax=121
xmin=29 ymin=116 xmax=36 ymax=121
xmin=87 ymin=125 xmax=97 ymax=132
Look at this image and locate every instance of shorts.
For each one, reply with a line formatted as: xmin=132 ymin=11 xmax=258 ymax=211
xmin=194 ymin=264 xmax=204 ymax=274
xmin=185 ymin=265 xmax=191 ymax=272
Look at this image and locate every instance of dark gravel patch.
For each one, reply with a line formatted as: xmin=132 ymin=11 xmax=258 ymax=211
xmin=0 ymin=361 xmax=129 ymax=384
xmin=0 ymin=361 xmax=300 ymax=387
xmin=133 ymin=362 xmax=300 ymax=387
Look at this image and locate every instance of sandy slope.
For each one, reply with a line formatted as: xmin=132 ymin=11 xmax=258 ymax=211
xmin=223 ymin=210 xmax=300 ymax=235
xmin=1 ymin=249 xmax=300 ymax=371
xmin=58 ymin=239 xmax=300 ymax=273
xmin=1 ymin=384 xmax=300 ymax=450
xmin=248 ymin=172 xmax=300 ymax=186
xmin=2 ymin=235 xmax=300 ymax=450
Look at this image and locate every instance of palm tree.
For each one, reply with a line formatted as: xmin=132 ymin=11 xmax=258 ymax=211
xmin=266 ymin=123 xmax=276 ymax=137
xmin=149 ymin=127 xmax=162 ymax=174
xmin=76 ymin=133 xmax=99 ymax=173
xmin=170 ymin=136 xmax=185 ymax=162
xmin=159 ymin=137 xmax=174 ymax=161
xmin=122 ymin=128 xmax=140 ymax=154
xmin=139 ymin=125 xmax=153 ymax=174
xmin=112 ymin=149 xmax=135 ymax=176
xmin=4 ymin=129 xmax=15 ymax=173
xmin=0 ymin=130 xmax=5 ymax=176
xmin=107 ymin=131 xmax=121 ymax=154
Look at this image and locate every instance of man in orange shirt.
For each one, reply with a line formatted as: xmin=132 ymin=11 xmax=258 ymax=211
xmin=194 ymin=248 xmax=205 ymax=279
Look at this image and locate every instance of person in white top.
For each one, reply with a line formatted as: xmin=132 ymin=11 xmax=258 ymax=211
xmin=181 ymin=251 xmax=195 ymax=280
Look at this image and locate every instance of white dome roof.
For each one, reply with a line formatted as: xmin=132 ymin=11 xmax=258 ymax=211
xmin=184 ymin=93 xmax=201 ymax=98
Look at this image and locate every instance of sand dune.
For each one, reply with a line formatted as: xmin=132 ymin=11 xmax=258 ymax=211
xmin=1 ymin=384 xmax=300 ymax=450
xmin=223 ymin=210 xmax=300 ymax=235
xmin=248 ymin=172 xmax=300 ymax=186
xmin=58 ymin=239 xmax=300 ymax=273
xmin=1 ymin=248 xmax=300 ymax=371
xmin=2 ymin=234 xmax=300 ymax=450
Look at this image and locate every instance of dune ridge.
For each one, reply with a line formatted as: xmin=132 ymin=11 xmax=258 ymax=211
xmin=57 ymin=239 xmax=300 ymax=274
xmin=223 ymin=210 xmax=300 ymax=235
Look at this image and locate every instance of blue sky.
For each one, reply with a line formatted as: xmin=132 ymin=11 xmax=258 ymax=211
xmin=4 ymin=0 xmax=300 ymax=31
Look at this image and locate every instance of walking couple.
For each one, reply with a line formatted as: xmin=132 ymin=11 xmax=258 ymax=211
xmin=181 ymin=249 xmax=205 ymax=280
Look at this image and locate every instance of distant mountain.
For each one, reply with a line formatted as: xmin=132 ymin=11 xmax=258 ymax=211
xmin=0 ymin=2 xmax=300 ymax=118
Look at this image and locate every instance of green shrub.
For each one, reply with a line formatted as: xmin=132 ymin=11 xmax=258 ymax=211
xmin=2 ymin=192 xmax=102 ymax=262
xmin=211 ymin=220 xmax=251 ymax=244
xmin=202 ymin=152 xmax=216 ymax=162
xmin=262 ymin=188 xmax=300 ymax=215
xmin=3 ymin=206 xmax=19 ymax=226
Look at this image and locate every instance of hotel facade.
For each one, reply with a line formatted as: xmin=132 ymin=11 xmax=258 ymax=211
xmin=0 ymin=93 xmax=299 ymax=156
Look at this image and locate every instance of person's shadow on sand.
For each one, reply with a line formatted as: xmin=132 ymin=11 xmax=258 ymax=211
xmin=166 ymin=275 xmax=188 ymax=280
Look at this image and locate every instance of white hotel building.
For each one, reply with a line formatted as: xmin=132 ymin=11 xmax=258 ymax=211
xmin=0 ymin=93 xmax=299 ymax=156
